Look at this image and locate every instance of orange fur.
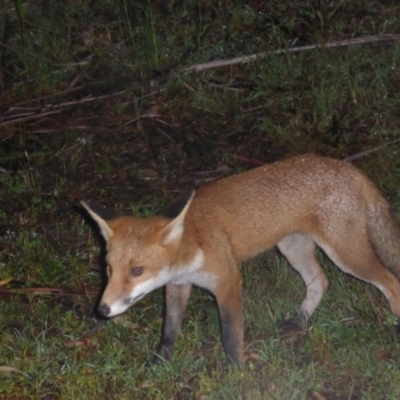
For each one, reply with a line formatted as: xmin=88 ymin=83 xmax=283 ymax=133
xmin=81 ymin=154 xmax=400 ymax=365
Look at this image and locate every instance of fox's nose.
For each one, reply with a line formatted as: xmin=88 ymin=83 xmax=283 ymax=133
xmin=98 ymin=303 xmax=111 ymax=317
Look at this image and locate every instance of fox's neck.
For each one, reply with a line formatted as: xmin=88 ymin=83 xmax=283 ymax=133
xmin=170 ymin=220 xmax=202 ymax=269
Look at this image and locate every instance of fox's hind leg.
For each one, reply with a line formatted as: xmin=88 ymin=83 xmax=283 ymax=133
xmin=318 ymin=237 xmax=400 ymax=325
xmin=277 ymin=233 xmax=329 ymax=331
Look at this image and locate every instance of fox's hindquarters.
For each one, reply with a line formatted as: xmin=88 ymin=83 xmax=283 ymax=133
xmin=366 ymin=200 xmax=400 ymax=321
xmin=276 ymin=185 xmax=400 ymax=333
xmin=368 ymin=200 xmax=400 ymax=284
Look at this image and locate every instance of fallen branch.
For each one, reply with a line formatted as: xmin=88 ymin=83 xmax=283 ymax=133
xmin=0 ymin=90 xmax=130 ymax=127
xmin=0 ymin=88 xmax=166 ymax=129
xmin=0 ymin=286 xmax=95 ymax=296
xmin=223 ymin=139 xmax=400 ymax=169
xmin=84 ymin=319 xmax=107 ymax=338
xmin=2 ymin=35 xmax=399 ymax=130
xmin=344 ymin=138 xmax=400 ymax=162
xmin=184 ymin=34 xmax=400 ymax=73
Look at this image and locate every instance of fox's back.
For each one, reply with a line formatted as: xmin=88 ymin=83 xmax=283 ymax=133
xmin=187 ymin=154 xmax=383 ymax=262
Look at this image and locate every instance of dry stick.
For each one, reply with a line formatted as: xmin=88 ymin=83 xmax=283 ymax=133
xmin=0 ymin=90 xmax=130 ymax=127
xmin=183 ymin=34 xmax=400 ymax=163
xmin=0 ymin=109 xmax=65 ymax=126
xmin=1 ymin=88 xmax=167 ymax=128
xmin=121 ymin=113 xmax=161 ymax=128
xmin=0 ymin=287 xmax=84 ymax=296
xmin=225 ymin=139 xmax=400 ymax=169
xmin=85 ymin=319 xmax=107 ymax=338
xmin=184 ymin=34 xmax=400 ymax=73
xmin=5 ymin=35 xmax=397 ymax=122
xmin=43 ymin=90 xmax=129 ymax=108
xmin=344 ymin=138 xmax=400 ymax=162
xmin=0 ymin=84 xmax=92 ymax=111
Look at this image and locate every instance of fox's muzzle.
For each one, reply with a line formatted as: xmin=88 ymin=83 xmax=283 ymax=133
xmin=98 ymin=303 xmax=111 ymax=317
xmin=97 ymin=296 xmax=137 ymax=318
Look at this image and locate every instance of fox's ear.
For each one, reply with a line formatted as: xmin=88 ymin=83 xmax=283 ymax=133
xmin=80 ymin=201 xmax=114 ymax=242
xmin=160 ymin=191 xmax=195 ymax=245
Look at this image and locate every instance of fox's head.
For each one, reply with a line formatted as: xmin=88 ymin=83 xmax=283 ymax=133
xmin=81 ymin=193 xmax=194 ymax=318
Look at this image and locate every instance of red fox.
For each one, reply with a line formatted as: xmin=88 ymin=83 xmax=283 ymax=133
xmin=81 ymin=154 xmax=400 ymax=365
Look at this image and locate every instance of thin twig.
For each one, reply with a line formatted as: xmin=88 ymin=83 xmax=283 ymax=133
xmin=1 ymin=88 xmax=167 ymax=128
xmin=0 ymin=109 xmax=65 ymax=126
xmin=13 ymin=85 xmax=86 ymax=106
xmin=85 ymin=319 xmax=107 ymax=338
xmin=344 ymin=138 xmax=400 ymax=162
xmin=121 ymin=113 xmax=161 ymax=128
xmin=184 ymin=34 xmax=400 ymax=73
xmin=0 ymin=287 xmax=95 ymax=296
xmin=0 ymin=90 xmax=129 ymax=128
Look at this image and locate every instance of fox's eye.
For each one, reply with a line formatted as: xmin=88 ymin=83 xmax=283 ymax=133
xmin=130 ymin=266 xmax=144 ymax=277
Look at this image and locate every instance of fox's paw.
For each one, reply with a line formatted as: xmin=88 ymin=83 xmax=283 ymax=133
xmin=144 ymin=354 xmax=170 ymax=368
xmin=277 ymin=315 xmax=306 ymax=335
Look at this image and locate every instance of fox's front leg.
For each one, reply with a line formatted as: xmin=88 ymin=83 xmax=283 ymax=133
xmin=216 ymin=270 xmax=244 ymax=365
xmin=155 ymin=283 xmax=192 ymax=362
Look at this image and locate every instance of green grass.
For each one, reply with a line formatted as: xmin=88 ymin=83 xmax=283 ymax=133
xmin=1 ymin=0 xmax=400 ymax=398
xmin=2 ymin=253 xmax=400 ymax=399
